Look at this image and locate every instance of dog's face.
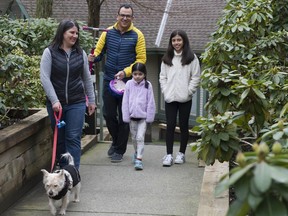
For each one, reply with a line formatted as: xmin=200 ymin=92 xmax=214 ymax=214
xmin=41 ymin=169 xmax=66 ymax=197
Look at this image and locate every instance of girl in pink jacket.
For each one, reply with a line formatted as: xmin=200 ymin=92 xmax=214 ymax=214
xmin=122 ymin=63 xmax=156 ymax=170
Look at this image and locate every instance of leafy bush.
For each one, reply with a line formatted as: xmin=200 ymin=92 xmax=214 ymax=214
xmin=192 ymin=0 xmax=288 ymax=165
xmin=0 ymin=16 xmax=94 ymax=127
xmin=191 ymin=0 xmax=288 ymax=214
xmin=216 ymin=138 xmax=288 ymax=215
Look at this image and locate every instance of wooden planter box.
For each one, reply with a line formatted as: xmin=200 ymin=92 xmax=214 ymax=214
xmin=0 ymin=108 xmax=52 ymax=213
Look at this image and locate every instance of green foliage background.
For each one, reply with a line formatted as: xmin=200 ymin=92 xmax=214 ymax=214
xmin=0 ymin=16 xmax=94 ymax=126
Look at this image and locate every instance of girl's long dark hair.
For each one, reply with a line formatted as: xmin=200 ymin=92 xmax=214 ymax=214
xmin=132 ymin=62 xmax=149 ymax=89
xmin=162 ymin=30 xmax=195 ymax=66
xmin=50 ymin=19 xmax=82 ymax=54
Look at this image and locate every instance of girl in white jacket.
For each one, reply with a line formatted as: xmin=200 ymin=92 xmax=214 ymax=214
xmin=159 ymin=30 xmax=201 ymax=166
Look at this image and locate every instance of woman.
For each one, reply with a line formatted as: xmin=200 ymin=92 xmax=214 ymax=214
xmin=40 ymin=20 xmax=96 ymax=169
xmin=159 ymin=30 xmax=201 ymax=167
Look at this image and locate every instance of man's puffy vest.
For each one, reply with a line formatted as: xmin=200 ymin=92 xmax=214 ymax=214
xmin=49 ymin=46 xmax=86 ymax=105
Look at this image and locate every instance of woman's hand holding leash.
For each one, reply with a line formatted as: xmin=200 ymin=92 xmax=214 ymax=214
xmin=52 ymin=101 xmax=62 ymax=112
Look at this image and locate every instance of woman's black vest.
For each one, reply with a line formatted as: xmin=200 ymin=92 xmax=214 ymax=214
xmin=48 ymin=46 xmax=86 ymax=105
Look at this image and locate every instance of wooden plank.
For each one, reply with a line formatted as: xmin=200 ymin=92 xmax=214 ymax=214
xmin=158 ymin=123 xmax=199 ymax=136
xmin=0 ymin=109 xmax=49 ymax=153
xmin=197 ymin=161 xmax=229 ymax=216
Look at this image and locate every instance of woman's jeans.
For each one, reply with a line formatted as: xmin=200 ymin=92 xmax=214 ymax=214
xmin=47 ymin=102 xmax=86 ymax=169
xmin=165 ymin=100 xmax=192 ymax=155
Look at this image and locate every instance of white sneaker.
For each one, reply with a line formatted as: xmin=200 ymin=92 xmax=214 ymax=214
xmin=162 ymin=154 xmax=173 ymax=167
xmin=175 ymin=152 xmax=185 ymax=164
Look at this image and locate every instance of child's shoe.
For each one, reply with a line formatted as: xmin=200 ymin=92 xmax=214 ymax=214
xmin=162 ymin=154 xmax=173 ymax=167
xmin=134 ymin=159 xmax=143 ymax=170
xmin=174 ymin=152 xmax=185 ymax=164
xmin=132 ymin=152 xmax=137 ymax=164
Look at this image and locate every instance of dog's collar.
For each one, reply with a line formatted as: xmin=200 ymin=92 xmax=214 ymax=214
xmin=49 ymin=174 xmax=70 ymax=200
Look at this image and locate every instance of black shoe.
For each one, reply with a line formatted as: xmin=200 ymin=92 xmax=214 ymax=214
xmin=107 ymin=145 xmax=115 ymax=158
xmin=111 ymin=153 xmax=123 ymax=163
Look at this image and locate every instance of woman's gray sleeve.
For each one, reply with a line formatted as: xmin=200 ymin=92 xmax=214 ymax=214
xmin=40 ymin=48 xmax=59 ymax=104
xmin=83 ymin=50 xmax=96 ymax=104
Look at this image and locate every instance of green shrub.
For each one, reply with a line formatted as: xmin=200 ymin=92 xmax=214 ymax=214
xmin=0 ymin=16 xmax=94 ymax=126
xmin=191 ymin=0 xmax=288 ymax=214
xmin=192 ymin=0 xmax=288 ymax=165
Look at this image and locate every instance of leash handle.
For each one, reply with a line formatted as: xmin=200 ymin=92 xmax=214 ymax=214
xmin=51 ymin=109 xmax=63 ymax=172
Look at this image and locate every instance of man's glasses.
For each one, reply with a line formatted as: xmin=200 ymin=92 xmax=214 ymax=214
xmin=118 ymin=14 xmax=133 ymax=19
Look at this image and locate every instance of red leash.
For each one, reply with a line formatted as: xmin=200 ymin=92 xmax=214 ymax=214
xmin=51 ymin=109 xmax=63 ymax=172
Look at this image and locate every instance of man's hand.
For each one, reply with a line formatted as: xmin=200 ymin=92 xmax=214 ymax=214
xmin=115 ymin=70 xmax=125 ymax=80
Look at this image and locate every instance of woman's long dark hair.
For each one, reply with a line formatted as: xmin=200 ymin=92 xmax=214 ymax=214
xmin=162 ymin=30 xmax=195 ymax=66
xmin=132 ymin=62 xmax=149 ymax=88
xmin=50 ymin=19 xmax=82 ymax=54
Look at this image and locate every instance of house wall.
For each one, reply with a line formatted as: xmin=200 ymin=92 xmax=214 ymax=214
xmin=146 ymin=54 xmax=161 ymax=115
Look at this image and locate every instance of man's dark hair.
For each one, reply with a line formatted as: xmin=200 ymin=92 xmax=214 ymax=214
xmin=118 ymin=3 xmax=134 ymax=16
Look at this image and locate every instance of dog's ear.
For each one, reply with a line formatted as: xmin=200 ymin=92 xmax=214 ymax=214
xmin=41 ymin=169 xmax=49 ymax=176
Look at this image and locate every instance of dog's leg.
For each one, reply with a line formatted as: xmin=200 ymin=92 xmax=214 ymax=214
xmin=59 ymin=193 xmax=70 ymax=215
xmin=73 ymin=183 xmax=81 ymax=202
xmin=48 ymin=198 xmax=57 ymax=216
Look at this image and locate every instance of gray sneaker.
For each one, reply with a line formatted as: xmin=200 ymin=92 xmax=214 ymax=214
xmin=107 ymin=145 xmax=115 ymax=158
xmin=134 ymin=159 xmax=143 ymax=170
xmin=111 ymin=153 xmax=123 ymax=163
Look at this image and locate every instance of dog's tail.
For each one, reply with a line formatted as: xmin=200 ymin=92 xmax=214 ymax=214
xmin=61 ymin=152 xmax=75 ymax=166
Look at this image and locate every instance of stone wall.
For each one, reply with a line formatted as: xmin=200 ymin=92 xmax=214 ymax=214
xmin=0 ymin=108 xmax=52 ymax=214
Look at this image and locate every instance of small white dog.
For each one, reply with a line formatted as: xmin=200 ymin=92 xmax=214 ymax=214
xmin=41 ymin=153 xmax=81 ymax=215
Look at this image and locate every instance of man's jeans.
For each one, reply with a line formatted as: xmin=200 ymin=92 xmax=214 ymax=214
xmin=103 ymin=80 xmax=130 ymax=155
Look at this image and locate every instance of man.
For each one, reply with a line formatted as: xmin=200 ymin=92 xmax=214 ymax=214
xmin=88 ymin=3 xmax=146 ymax=162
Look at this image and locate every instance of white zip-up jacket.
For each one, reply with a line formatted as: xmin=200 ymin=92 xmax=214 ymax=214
xmin=159 ymin=52 xmax=201 ymax=103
